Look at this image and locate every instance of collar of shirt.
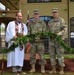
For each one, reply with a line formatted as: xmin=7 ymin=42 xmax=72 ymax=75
xmin=54 ymin=19 xmax=59 ymax=22
xmin=16 ymin=21 xmax=21 ymax=25
xmin=33 ymin=19 xmax=41 ymax=23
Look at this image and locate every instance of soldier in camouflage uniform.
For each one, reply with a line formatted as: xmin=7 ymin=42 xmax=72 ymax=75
xmin=48 ymin=8 xmax=67 ymax=75
xmin=28 ymin=9 xmax=46 ymax=73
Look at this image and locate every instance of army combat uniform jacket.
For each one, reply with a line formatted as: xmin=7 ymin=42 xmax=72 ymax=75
xmin=28 ymin=19 xmax=46 ymax=42
xmin=48 ymin=17 xmax=67 ymax=40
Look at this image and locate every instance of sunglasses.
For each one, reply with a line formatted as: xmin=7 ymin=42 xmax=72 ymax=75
xmin=53 ymin=12 xmax=57 ymax=13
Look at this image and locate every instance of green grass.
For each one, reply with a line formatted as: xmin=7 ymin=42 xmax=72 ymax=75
xmin=0 ymin=54 xmax=7 ymax=59
xmin=44 ymin=54 xmax=74 ymax=59
xmin=1 ymin=72 xmax=74 ymax=75
xmin=64 ymin=54 xmax=74 ymax=58
xmin=0 ymin=54 xmax=74 ymax=60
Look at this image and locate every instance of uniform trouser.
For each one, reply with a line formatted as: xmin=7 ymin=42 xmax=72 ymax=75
xmin=49 ymin=40 xmax=65 ymax=67
xmin=12 ymin=66 xmax=22 ymax=73
xmin=30 ymin=42 xmax=46 ymax=65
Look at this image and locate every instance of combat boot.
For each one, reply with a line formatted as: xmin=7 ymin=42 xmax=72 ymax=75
xmin=41 ymin=65 xmax=45 ymax=73
xmin=29 ymin=64 xmax=35 ymax=72
xmin=59 ymin=67 xmax=64 ymax=75
xmin=49 ymin=66 xmax=56 ymax=74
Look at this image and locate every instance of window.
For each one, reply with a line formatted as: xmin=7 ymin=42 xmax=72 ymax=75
xmin=70 ymin=0 xmax=74 ymax=2
xmin=0 ymin=23 xmax=6 ymax=48
xmin=28 ymin=0 xmax=61 ymax=3
xmin=30 ymin=16 xmax=53 ymax=24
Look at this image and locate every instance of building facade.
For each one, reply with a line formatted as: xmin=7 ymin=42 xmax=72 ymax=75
xmin=0 ymin=0 xmax=74 ymax=50
xmin=19 ymin=0 xmax=74 ymax=48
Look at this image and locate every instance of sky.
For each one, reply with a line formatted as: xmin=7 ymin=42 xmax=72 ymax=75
xmin=0 ymin=3 xmax=5 ymax=28
xmin=0 ymin=2 xmax=5 ymax=10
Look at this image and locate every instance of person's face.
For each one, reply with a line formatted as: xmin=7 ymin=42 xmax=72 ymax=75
xmin=52 ymin=12 xmax=58 ymax=18
xmin=34 ymin=13 xmax=39 ymax=20
xmin=16 ymin=12 xmax=23 ymax=22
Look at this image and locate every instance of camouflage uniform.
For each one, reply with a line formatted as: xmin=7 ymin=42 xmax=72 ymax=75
xmin=27 ymin=9 xmax=46 ymax=73
xmin=48 ymin=17 xmax=67 ymax=68
xmin=28 ymin=19 xmax=46 ymax=65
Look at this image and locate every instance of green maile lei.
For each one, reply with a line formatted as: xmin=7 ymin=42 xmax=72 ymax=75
xmin=0 ymin=32 xmax=74 ymax=54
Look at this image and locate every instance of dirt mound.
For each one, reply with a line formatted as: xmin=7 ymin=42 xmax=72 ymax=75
xmin=0 ymin=58 xmax=74 ymax=72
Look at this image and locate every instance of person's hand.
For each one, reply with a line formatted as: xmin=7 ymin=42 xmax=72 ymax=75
xmin=14 ymin=36 xmax=17 ymax=40
xmin=57 ymin=32 xmax=62 ymax=36
xmin=18 ymin=33 xmax=23 ymax=36
xmin=20 ymin=33 xmax=23 ymax=36
xmin=50 ymin=33 xmax=56 ymax=39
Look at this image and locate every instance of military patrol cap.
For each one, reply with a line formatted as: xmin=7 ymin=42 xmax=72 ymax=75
xmin=33 ymin=9 xmax=39 ymax=14
xmin=52 ymin=8 xmax=58 ymax=13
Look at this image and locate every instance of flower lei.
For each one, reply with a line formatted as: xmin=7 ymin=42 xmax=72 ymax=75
xmin=15 ymin=21 xmax=24 ymax=50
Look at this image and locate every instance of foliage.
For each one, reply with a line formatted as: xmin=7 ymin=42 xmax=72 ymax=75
xmin=0 ymin=32 xmax=74 ymax=53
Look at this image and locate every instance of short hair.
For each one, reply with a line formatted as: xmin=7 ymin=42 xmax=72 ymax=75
xmin=16 ymin=11 xmax=22 ymax=16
